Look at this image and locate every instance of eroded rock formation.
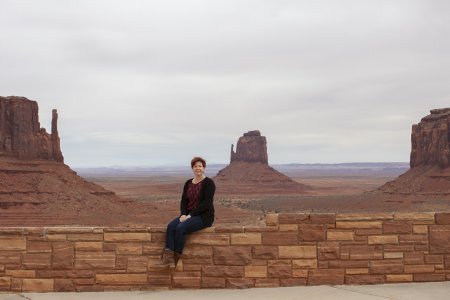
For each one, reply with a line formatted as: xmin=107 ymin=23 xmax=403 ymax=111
xmin=0 ymin=96 xmax=63 ymax=162
xmin=215 ymin=130 xmax=309 ymax=194
xmin=380 ymin=108 xmax=450 ymax=195
xmin=0 ymin=96 xmax=166 ymax=226
xmin=230 ymin=130 xmax=268 ymax=164
xmin=410 ymin=108 xmax=450 ymax=168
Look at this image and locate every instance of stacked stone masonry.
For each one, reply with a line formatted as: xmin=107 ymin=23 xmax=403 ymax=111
xmin=1 ymin=212 xmax=450 ymax=292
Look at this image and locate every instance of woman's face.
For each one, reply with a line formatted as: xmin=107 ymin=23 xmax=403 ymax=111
xmin=192 ymin=161 xmax=205 ymax=177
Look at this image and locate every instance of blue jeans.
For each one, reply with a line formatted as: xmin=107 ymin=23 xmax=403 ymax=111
xmin=165 ymin=215 xmax=206 ymax=254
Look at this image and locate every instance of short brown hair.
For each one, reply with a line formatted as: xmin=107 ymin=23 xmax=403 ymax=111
xmin=191 ymin=156 xmax=206 ymax=168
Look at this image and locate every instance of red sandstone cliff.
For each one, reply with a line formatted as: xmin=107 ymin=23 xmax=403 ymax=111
xmin=380 ymin=108 xmax=450 ymax=195
xmin=0 ymin=96 xmax=63 ymax=162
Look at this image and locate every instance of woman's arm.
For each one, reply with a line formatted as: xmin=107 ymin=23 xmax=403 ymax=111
xmin=189 ymin=179 xmax=215 ymax=216
xmin=179 ymin=180 xmax=190 ymax=215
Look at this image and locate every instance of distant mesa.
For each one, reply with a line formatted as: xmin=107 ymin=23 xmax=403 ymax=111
xmin=380 ymin=108 xmax=450 ymax=195
xmin=214 ymin=130 xmax=309 ymax=194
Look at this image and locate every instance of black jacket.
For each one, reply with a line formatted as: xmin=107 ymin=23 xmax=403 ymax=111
xmin=180 ymin=177 xmax=215 ymax=227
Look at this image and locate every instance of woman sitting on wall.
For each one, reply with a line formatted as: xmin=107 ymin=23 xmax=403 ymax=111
xmin=155 ymin=156 xmax=215 ymax=268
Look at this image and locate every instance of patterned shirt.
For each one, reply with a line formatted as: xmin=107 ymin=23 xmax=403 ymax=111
xmin=186 ymin=180 xmax=203 ymax=212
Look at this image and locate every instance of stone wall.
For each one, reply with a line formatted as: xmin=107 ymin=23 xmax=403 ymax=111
xmin=1 ymin=212 xmax=450 ymax=292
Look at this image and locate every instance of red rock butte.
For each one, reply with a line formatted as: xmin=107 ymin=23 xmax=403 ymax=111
xmin=214 ymin=130 xmax=309 ymax=194
xmin=380 ymin=108 xmax=450 ymax=195
xmin=0 ymin=96 xmax=172 ymax=226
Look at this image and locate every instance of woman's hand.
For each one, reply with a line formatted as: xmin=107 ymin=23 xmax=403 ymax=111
xmin=179 ymin=215 xmax=191 ymax=222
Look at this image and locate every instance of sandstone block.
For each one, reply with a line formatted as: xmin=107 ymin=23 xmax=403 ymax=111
xmin=369 ymin=260 xmax=403 ymax=274
xmin=213 ymin=246 xmax=252 ymax=266
xmin=245 ymin=266 xmax=267 ymax=278
xmin=429 ymin=225 xmax=450 ymax=253
xmin=96 ymin=274 xmax=147 ymax=285
xmin=22 ymin=279 xmax=53 ymax=292
xmin=298 ymin=224 xmax=327 ymax=241
xmin=202 ymin=266 xmax=244 ymax=277
xmin=349 ymin=246 xmax=383 ymax=260
xmin=404 ymin=265 xmax=434 ymax=273
xmin=308 ymin=269 xmax=344 ymax=285
xmin=368 ymin=235 xmax=398 ymax=244
xmin=27 ymin=241 xmax=52 ymax=253
xmin=279 ymin=246 xmax=316 ymax=258
xmin=75 ymin=242 xmax=103 ymax=251
xmin=384 ymin=252 xmax=403 ymax=259
xmin=5 ymin=270 xmax=35 ymax=278
xmin=172 ymin=272 xmax=201 ymax=289
xmin=255 ymin=278 xmax=280 ymax=287
xmin=116 ymin=243 xmax=142 ymax=255
xmin=336 ymin=221 xmax=382 ymax=229
xmin=22 ymin=253 xmax=51 ymax=269
xmin=336 ymin=213 xmax=393 ymax=221
xmin=414 ymin=274 xmax=446 ymax=282
xmin=317 ymin=241 xmax=339 ymax=259
xmin=231 ymin=233 xmax=261 ymax=245
xmin=252 ymin=246 xmax=278 ymax=259
xmin=127 ymin=257 xmax=148 ymax=273
xmin=103 ymin=233 xmax=150 ymax=242
xmin=394 ymin=213 xmax=435 ymax=224
xmin=46 ymin=234 xmax=66 ymax=241
xmin=0 ymin=239 xmax=26 ymax=251
xmin=328 ymin=260 xmax=369 ymax=268
xmin=386 ymin=274 xmax=413 ymax=282
xmin=226 ymin=278 xmax=254 ymax=289
xmin=293 ymin=269 xmax=309 ymax=278
xmin=214 ymin=225 xmax=243 ymax=233
xmin=267 ymin=260 xmax=291 ymax=278
xmin=183 ymin=246 xmax=212 ymax=259
xmin=142 ymin=245 xmax=164 ymax=256
xmin=262 ymin=232 xmax=298 ymax=245
xmin=413 ymin=225 xmax=428 ymax=234
xmin=327 ymin=231 xmax=354 ymax=241
xmin=54 ymin=279 xmax=75 ymax=292
xmin=346 ymin=275 xmax=384 ymax=285
xmin=404 ymin=252 xmax=424 ymax=264
xmin=10 ymin=278 xmax=22 ymax=292
xmin=279 ymin=224 xmax=298 ymax=231
xmin=425 ymin=254 xmax=444 ymax=264
xmin=52 ymin=242 xmax=74 ymax=269
xmin=35 ymin=270 xmax=95 ymax=278
xmin=345 ymin=268 xmax=369 ymax=275
xmin=265 ymin=214 xmax=278 ymax=226
xmin=292 ymin=259 xmax=317 ymax=269
xmin=75 ymin=252 xmax=115 ymax=269
xmin=186 ymin=234 xmax=230 ymax=246
xmin=201 ymin=277 xmax=226 ymax=288
xmin=436 ymin=213 xmax=450 ymax=225
xmin=383 ymin=221 xmax=412 ymax=234
xmin=67 ymin=234 xmax=103 ymax=241
xmin=0 ymin=277 xmax=11 ymax=291
xmin=147 ymin=274 xmax=171 ymax=286
xmin=0 ymin=251 xmax=20 ymax=266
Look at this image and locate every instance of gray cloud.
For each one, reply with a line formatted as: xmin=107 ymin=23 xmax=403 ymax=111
xmin=1 ymin=0 xmax=450 ymax=167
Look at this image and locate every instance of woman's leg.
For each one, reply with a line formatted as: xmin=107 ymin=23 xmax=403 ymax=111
xmin=174 ymin=216 xmax=205 ymax=254
xmin=165 ymin=217 xmax=181 ymax=251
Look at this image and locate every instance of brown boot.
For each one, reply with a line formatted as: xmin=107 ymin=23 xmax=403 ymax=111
xmin=174 ymin=252 xmax=182 ymax=267
xmin=153 ymin=248 xmax=175 ymax=269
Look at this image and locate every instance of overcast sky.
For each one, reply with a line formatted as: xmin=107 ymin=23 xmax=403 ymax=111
xmin=1 ymin=0 xmax=450 ymax=167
